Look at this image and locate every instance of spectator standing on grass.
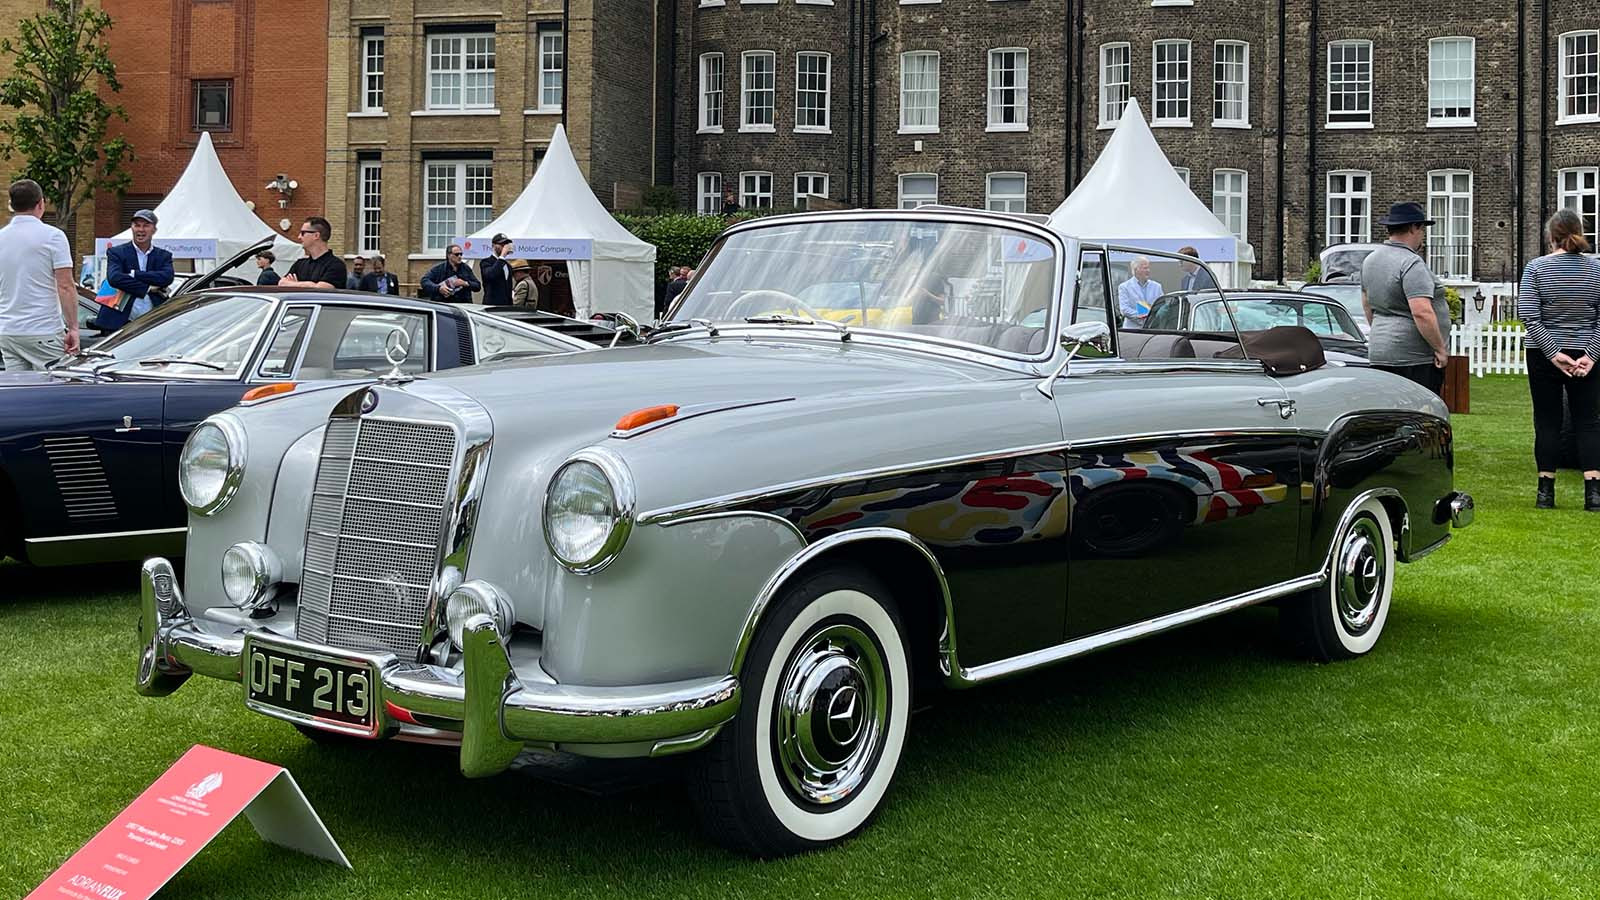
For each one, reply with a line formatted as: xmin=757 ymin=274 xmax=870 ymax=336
xmin=662 ymin=266 xmax=689 ymax=316
xmin=1518 ymin=208 xmax=1600 ymax=511
xmin=0 ymin=179 xmax=78 ymax=370
xmin=359 ymin=251 xmax=399 ymax=295
xmin=281 ymin=217 xmax=347 ymax=289
xmin=420 ymin=244 xmax=480 ymax=302
xmin=510 ymin=260 xmax=535 ymax=306
xmin=479 ymin=234 xmax=515 ymax=306
xmin=1362 ymin=202 xmax=1450 ymax=396
xmin=345 ymin=253 xmax=367 ymax=290
xmin=1178 ymin=247 xmax=1217 ymax=292
xmin=103 ymin=209 xmax=176 ymax=327
xmin=1117 ymin=256 xmax=1162 ymax=327
xmin=255 ymin=250 xmax=279 ymax=285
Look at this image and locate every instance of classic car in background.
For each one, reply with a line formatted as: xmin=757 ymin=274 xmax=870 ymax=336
xmin=1145 ymin=289 xmax=1370 ymax=358
xmin=1299 ymin=282 xmax=1369 ymax=336
xmin=135 ymin=209 xmax=1473 ymax=856
xmin=0 ymin=290 xmax=596 ymax=566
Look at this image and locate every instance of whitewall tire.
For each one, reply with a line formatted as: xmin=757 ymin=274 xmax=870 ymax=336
xmin=1284 ymin=496 xmax=1396 ymax=661
xmin=690 ymin=564 xmax=911 ymax=856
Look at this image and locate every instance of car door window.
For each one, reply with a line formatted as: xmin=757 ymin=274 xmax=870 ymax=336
xmin=257 ymin=307 xmax=314 ymax=378
xmin=470 ymin=313 xmax=573 ymax=363
xmin=1300 ymin=303 xmax=1341 ymax=336
xmin=294 ymin=308 xmax=431 ymax=379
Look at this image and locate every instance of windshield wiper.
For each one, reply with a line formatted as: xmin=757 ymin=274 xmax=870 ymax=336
xmin=137 ymin=356 xmax=226 ymax=371
xmin=744 ymin=314 xmax=852 ymax=342
xmin=648 ymin=318 xmax=720 ymax=341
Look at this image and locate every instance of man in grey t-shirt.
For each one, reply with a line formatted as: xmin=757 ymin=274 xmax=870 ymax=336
xmin=1361 ymin=202 xmax=1450 ymax=396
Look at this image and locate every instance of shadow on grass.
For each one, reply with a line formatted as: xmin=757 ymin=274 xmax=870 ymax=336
xmin=0 ymin=558 xmax=145 ymax=609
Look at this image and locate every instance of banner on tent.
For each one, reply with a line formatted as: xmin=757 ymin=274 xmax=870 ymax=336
xmin=95 ymin=238 xmax=220 ymax=259
xmin=1097 ymin=238 xmax=1235 ymax=262
xmin=457 ymin=237 xmax=593 ymax=261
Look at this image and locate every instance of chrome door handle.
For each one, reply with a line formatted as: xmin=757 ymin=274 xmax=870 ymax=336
xmin=114 ymin=415 xmax=142 ymax=433
xmin=1256 ymin=397 xmax=1296 ymax=419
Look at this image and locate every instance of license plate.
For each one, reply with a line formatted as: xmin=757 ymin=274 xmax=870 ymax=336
xmin=244 ymin=637 xmax=378 ymax=736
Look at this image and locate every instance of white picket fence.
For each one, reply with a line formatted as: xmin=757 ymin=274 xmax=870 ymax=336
xmin=1449 ymin=324 xmax=1527 ymax=377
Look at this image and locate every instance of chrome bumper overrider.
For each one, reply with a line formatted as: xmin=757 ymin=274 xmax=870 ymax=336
xmin=135 ymin=558 xmax=741 ymax=777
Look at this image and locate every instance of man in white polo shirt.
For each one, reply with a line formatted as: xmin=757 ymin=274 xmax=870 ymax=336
xmin=0 ymin=179 xmax=78 ymax=370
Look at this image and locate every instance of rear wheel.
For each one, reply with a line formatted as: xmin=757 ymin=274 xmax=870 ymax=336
xmin=1282 ymin=497 xmax=1395 ymax=661
xmin=690 ymin=564 xmax=911 ymax=856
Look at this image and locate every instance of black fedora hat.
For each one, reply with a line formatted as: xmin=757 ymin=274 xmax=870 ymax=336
xmin=1377 ymin=201 xmax=1435 ymax=227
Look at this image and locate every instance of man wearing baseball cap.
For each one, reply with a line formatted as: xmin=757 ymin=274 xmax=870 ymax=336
xmin=102 ymin=208 xmax=176 ymax=329
xmin=1361 ymin=201 xmax=1451 ymax=395
xmin=478 ymin=233 xmax=516 ymax=306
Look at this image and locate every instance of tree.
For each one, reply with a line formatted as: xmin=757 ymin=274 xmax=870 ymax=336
xmin=0 ymin=0 xmax=132 ymax=251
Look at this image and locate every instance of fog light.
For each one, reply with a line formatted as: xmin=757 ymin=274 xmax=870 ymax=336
xmin=221 ymin=542 xmax=281 ymax=611
xmin=445 ymin=581 xmax=515 ymax=650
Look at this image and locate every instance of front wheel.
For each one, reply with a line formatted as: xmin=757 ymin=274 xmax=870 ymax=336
xmin=1282 ymin=496 xmax=1396 ymax=661
xmin=690 ymin=564 xmax=911 ymax=856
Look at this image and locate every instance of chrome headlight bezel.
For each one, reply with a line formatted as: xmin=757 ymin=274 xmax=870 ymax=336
xmin=543 ymin=447 xmax=636 ymax=575
xmin=179 ymin=414 xmax=247 ymax=516
xmin=221 ymin=541 xmax=281 ymax=611
xmin=445 ymin=581 xmax=516 ymax=650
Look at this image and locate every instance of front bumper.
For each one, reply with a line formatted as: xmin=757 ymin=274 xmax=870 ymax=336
xmin=135 ymin=558 xmax=740 ymax=776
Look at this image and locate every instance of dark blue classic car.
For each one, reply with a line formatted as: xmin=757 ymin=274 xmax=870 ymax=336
xmin=0 ymin=288 xmax=597 ymax=566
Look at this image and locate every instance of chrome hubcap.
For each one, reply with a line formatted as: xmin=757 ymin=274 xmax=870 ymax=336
xmin=1336 ymin=518 xmax=1386 ymax=634
xmin=775 ymin=622 xmax=888 ymax=806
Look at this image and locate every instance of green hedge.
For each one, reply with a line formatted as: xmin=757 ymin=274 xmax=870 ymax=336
xmin=615 ymin=208 xmax=792 ymax=285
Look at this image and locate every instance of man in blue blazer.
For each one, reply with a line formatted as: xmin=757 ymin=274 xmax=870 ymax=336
xmin=100 ymin=209 xmax=175 ymax=329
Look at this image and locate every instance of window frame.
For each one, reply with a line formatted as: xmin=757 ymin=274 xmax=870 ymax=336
xmin=1327 ymin=39 xmax=1373 ymax=128
xmin=986 ymin=47 xmax=1030 ymax=132
xmin=740 ymin=50 xmax=777 ymax=133
xmin=1326 ymin=170 xmax=1373 ymax=246
xmin=192 ymin=79 xmax=232 ymax=132
xmin=1426 ymin=169 xmax=1473 ymax=280
xmin=1213 ymin=40 xmax=1249 ymax=128
xmin=739 ymin=171 xmax=774 ymax=209
xmin=1558 ymin=31 xmax=1600 ymax=125
xmin=358 ymin=160 xmax=383 ymax=255
xmin=1099 ymin=42 xmax=1131 ymax=128
xmin=1211 ymin=169 xmax=1247 ymax=243
xmin=793 ymin=172 xmax=829 ymax=209
xmin=697 ymin=172 xmax=723 ymax=216
xmin=422 ymin=159 xmax=495 ymax=253
xmin=699 ymin=52 xmax=724 ymax=133
xmin=899 ymin=51 xmax=940 ymax=134
xmin=1151 ymin=39 xmax=1192 ymax=127
xmin=361 ymin=31 xmax=386 ymax=112
xmin=1557 ymin=167 xmax=1600 ymax=249
xmin=1427 ymin=36 xmax=1475 ymax=127
xmin=985 ymin=172 xmax=1028 ymax=213
xmin=898 ymin=173 xmax=938 ymax=209
xmin=795 ymin=51 xmax=832 ymax=133
xmin=537 ymin=26 xmax=565 ymax=113
xmin=426 ymin=31 xmax=497 ymax=111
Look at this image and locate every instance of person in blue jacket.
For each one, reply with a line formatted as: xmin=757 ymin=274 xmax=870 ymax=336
xmin=419 ymin=243 xmax=480 ymax=302
xmin=100 ymin=209 xmax=175 ymax=329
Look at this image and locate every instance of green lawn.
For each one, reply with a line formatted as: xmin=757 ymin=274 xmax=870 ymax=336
xmin=5 ymin=375 xmax=1597 ymax=898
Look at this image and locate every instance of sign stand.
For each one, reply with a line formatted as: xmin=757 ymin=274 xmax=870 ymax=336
xmin=28 ymin=745 xmax=349 ymax=900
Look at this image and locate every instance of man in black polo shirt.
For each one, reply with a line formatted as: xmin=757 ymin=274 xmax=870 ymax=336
xmin=281 ymin=216 xmax=347 ymax=289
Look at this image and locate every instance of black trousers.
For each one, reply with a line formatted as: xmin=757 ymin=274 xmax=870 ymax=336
xmin=1527 ymin=349 xmax=1600 ymax=472
xmin=1374 ymin=362 xmax=1446 ymax=397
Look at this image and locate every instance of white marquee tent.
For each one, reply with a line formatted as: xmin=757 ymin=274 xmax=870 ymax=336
xmin=1049 ymin=99 xmax=1255 ymax=287
xmin=106 ymin=132 xmax=301 ymax=278
xmin=465 ymin=125 xmax=656 ymax=322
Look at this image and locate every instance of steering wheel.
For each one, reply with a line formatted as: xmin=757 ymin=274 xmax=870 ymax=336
xmin=726 ymin=289 xmax=827 ymax=321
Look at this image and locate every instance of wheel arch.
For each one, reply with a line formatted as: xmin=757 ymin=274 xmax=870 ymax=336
xmin=730 ymin=527 xmax=951 ymax=689
xmin=1318 ymin=487 xmax=1409 ymax=572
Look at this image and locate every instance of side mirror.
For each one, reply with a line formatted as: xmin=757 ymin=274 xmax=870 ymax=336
xmin=1038 ymin=320 xmax=1113 ymax=399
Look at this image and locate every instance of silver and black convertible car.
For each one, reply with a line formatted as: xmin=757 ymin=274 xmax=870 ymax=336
xmin=135 ymin=208 xmax=1474 ymax=855
xmin=1144 ymin=289 xmax=1370 ymax=358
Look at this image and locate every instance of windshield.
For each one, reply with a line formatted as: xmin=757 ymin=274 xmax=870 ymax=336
xmin=672 ymin=218 xmax=1058 ymax=356
xmin=1200 ymin=298 xmax=1365 ymax=341
xmin=1302 ymin=282 xmax=1364 ymax=319
xmin=84 ymin=294 xmax=274 ymax=376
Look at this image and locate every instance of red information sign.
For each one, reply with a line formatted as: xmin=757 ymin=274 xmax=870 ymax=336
xmin=28 ymin=745 xmax=349 ymax=900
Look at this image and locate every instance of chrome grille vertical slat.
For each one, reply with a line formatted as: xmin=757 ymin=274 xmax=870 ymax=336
xmin=295 ymin=415 xmax=457 ymax=656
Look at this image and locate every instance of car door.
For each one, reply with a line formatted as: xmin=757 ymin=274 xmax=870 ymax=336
xmin=1056 ymin=248 xmax=1303 ymax=639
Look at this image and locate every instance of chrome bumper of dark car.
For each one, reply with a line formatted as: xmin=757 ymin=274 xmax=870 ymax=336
xmin=1439 ymin=491 xmax=1475 ymax=529
xmin=135 ymin=558 xmax=740 ymax=777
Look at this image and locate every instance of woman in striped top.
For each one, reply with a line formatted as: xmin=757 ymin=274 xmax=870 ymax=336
xmin=1518 ymin=208 xmax=1600 ymax=510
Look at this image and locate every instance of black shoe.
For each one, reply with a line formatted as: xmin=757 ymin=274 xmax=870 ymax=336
xmin=1586 ymin=479 xmax=1600 ymax=512
xmin=1537 ymin=476 xmax=1556 ymax=509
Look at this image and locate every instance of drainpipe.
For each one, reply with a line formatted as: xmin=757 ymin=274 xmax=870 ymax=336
xmin=1538 ymin=0 xmax=1549 ymax=231
xmin=1063 ymin=0 xmax=1073 ymax=194
xmin=1073 ymin=0 xmax=1085 ymax=185
xmin=846 ymin=0 xmax=859 ymax=204
xmin=1306 ymin=0 xmax=1320 ymax=269
xmin=662 ymin=0 xmax=676 ymax=189
xmin=561 ymin=0 xmax=570 ymax=130
xmin=1276 ymin=0 xmax=1287 ymax=281
xmin=1514 ymin=0 xmax=1525 ymax=271
xmin=867 ymin=12 xmax=885 ymax=206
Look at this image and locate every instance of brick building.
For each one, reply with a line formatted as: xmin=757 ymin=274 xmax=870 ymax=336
xmin=93 ymin=0 xmax=328 ymax=256
xmin=323 ymin=0 xmax=671 ymax=289
xmin=669 ymin=0 xmax=1600 ymax=288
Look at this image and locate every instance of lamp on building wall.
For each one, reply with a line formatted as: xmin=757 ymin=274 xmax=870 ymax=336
xmin=1473 ymin=289 xmax=1485 ymax=313
xmin=264 ymin=173 xmax=298 ymax=208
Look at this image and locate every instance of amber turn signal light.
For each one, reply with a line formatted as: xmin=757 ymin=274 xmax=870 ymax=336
xmin=614 ymin=404 xmax=679 ymax=431
xmin=241 ymin=382 xmax=297 ymax=403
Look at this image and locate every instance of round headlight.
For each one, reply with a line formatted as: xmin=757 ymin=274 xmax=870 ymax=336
xmin=179 ymin=416 xmax=246 ymax=515
xmin=221 ymin=542 xmax=280 ymax=611
xmin=544 ymin=449 xmax=634 ymax=574
xmin=445 ymin=581 xmax=515 ymax=650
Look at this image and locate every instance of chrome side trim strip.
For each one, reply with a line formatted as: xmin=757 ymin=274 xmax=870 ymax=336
xmin=28 ymin=526 xmax=187 ymax=544
xmin=945 ymin=572 xmax=1326 ymax=687
xmin=1403 ymin=534 xmax=1450 ymax=562
xmin=656 ymin=509 xmax=807 ymax=544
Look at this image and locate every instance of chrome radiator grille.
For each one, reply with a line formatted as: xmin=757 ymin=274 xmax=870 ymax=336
xmin=296 ymin=416 xmax=458 ymax=656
